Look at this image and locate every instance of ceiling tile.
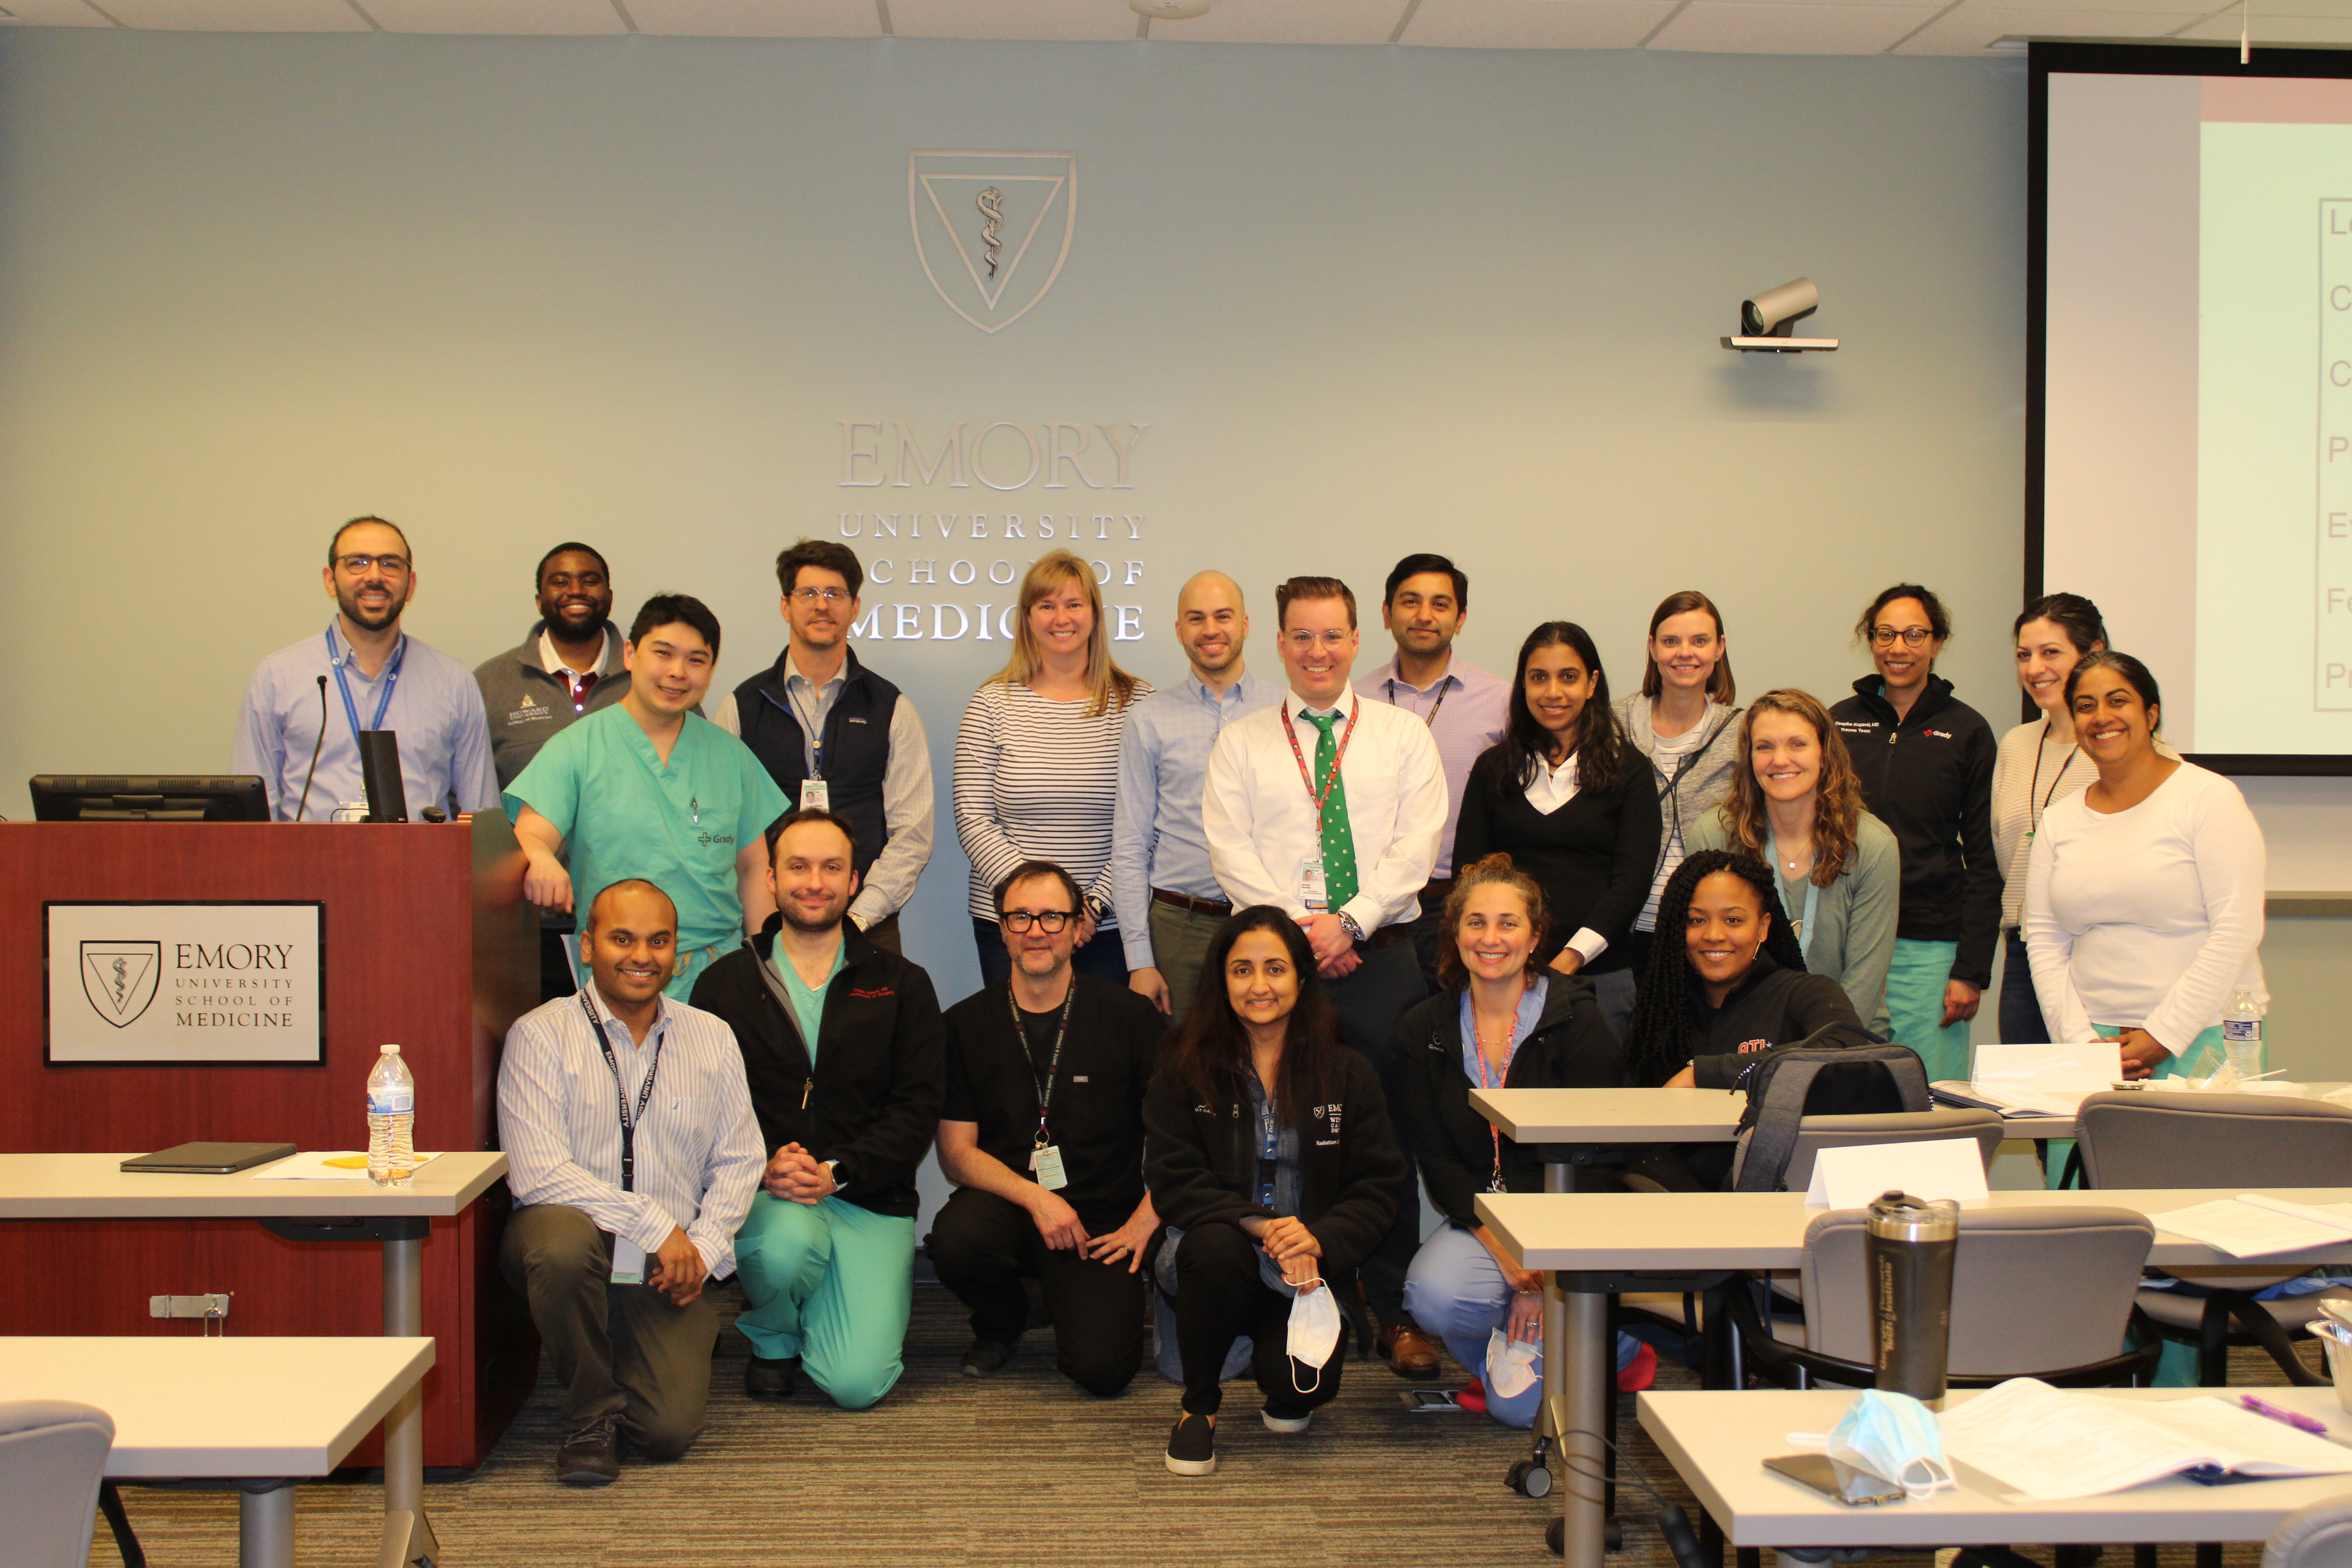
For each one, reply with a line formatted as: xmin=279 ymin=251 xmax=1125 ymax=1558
xmin=1404 ymin=0 xmax=1679 ymax=47
xmin=1149 ymin=0 xmax=1396 ymax=43
xmin=2176 ymin=9 xmax=2352 ymax=36
xmin=1890 ymin=4 xmax=2184 ymax=47
xmin=361 ymin=0 xmax=626 ymax=30
xmin=1648 ymin=0 xmax=1931 ymax=48
xmin=0 ymin=0 xmax=116 ymax=24
xmin=888 ymin=0 xmax=1138 ymax=39
xmin=2203 ymin=0 xmax=2352 ymax=18
xmin=626 ymin=0 xmax=877 ymax=31
xmin=99 ymin=0 xmax=369 ymax=27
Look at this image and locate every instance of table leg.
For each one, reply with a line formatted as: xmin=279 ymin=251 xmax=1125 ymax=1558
xmin=381 ymin=1233 xmax=436 ymax=1566
xmin=238 ymin=1479 xmax=295 ymax=1568
xmin=1557 ymin=1286 xmax=1611 ymax=1568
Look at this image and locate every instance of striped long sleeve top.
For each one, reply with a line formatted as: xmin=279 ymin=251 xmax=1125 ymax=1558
xmin=952 ymin=678 xmax=1153 ymax=924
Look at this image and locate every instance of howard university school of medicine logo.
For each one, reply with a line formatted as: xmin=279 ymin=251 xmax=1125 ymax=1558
xmin=81 ymin=940 xmax=161 ymax=1028
xmin=909 ymin=151 xmax=1077 ymax=334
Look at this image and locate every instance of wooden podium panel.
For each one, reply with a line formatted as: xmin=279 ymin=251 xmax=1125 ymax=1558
xmin=0 ymin=816 xmax=539 ymax=1468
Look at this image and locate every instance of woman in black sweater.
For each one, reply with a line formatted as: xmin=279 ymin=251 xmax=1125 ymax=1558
xmin=1454 ymin=622 xmax=1661 ymax=1033
xmin=1393 ymin=854 xmax=1643 ymax=1422
xmin=1144 ymin=906 xmax=1405 ymax=1477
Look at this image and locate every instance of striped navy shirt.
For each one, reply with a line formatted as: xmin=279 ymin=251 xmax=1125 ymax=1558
xmin=951 ymin=678 xmax=1154 ymax=924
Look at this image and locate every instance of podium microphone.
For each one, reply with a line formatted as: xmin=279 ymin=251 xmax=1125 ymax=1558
xmin=294 ymin=674 xmax=328 ymax=822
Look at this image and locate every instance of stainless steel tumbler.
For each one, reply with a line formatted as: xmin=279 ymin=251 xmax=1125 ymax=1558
xmin=1865 ymin=1190 xmax=1959 ymax=1407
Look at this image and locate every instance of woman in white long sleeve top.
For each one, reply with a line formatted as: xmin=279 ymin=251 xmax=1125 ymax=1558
xmin=2024 ymin=652 xmax=2266 ymax=1081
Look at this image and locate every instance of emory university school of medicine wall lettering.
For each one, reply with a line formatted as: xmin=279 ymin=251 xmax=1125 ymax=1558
xmin=44 ymin=902 xmax=325 ymax=1064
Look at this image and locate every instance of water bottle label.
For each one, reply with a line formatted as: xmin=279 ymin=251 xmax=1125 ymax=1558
xmin=2224 ymin=1020 xmax=2261 ymax=1044
xmin=368 ymin=1089 xmax=414 ymax=1115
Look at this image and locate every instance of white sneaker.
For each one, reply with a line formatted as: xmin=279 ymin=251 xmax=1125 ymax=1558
xmin=1260 ymin=1406 xmax=1312 ymax=1435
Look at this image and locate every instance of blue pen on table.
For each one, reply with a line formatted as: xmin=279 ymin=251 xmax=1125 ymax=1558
xmin=2241 ymin=1396 xmax=2333 ymax=1437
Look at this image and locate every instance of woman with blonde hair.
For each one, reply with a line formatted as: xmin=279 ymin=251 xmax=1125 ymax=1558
xmin=1688 ymin=689 xmax=1899 ymax=1034
xmin=953 ymin=551 xmax=1152 ymax=983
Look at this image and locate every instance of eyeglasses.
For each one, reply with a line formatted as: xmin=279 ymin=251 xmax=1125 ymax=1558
xmin=1869 ymin=626 xmax=1934 ymax=648
xmin=1285 ymin=630 xmax=1352 ymax=651
xmin=336 ymin=553 xmax=410 ymax=577
xmin=792 ymin=587 xmax=850 ymax=605
xmin=1000 ymin=909 xmax=1074 ymax=933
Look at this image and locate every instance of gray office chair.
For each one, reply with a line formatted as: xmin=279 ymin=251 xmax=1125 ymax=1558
xmin=1730 ymin=1205 xmax=2160 ymax=1390
xmin=0 ymin=1400 xmax=116 ymax=1568
xmin=2266 ymin=1495 xmax=2352 ymax=1568
xmin=2078 ymin=1091 xmax=2352 ymax=1387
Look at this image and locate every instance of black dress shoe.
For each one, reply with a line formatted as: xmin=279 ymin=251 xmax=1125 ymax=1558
xmin=960 ymin=1338 xmax=1018 ymax=1378
xmin=744 ymin=1353 xmax=801 ymax=1400
xmin=555 ymin=1417 xmax=620 ymax=1486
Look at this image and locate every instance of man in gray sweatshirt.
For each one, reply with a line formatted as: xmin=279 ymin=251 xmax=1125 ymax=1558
xmin=475 ymin=543 xmax=629 ymax=999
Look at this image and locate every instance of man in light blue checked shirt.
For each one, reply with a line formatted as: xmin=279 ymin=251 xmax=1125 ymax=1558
xmin=498 ymin=878 xmax=764 ymax=1487
xmin=1111 ymin=572 xmax=1281 ymax=1014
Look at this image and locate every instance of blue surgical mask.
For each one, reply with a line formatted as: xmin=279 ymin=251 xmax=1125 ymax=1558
xmin=1825 ymin=1389 xmax=1954 ymax=1501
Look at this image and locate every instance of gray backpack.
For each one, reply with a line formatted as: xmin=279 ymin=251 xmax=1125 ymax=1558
xmin=1727 ymin=1044 xmax=1931 ymax=1192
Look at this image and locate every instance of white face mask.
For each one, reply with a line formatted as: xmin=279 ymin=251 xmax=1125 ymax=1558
xmin=1824 ymin=1389 xmax=1956 ymax=1502
xmin=1286 ymin=1278 xmax=1341 ymax=1392
xmin=1485 ymin=1328 xmax=1542 ymax=1400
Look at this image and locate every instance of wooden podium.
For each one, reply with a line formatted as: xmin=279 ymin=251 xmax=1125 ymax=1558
xmin=0 ymin=815 xmax=540 ymax=1468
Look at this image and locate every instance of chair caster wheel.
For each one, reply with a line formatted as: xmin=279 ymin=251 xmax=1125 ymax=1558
xmin=1507 ymin=1458 xmax=1554 ymax=1497
xmin=1607 ymin=1517 xmax=1623 ymax=1552
xmin=1546 ymin=1517 xmax=1565 ymax=1556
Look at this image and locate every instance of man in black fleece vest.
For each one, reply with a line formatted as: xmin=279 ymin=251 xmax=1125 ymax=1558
xmin=688 ymin=809 xmax=944 ymax=1410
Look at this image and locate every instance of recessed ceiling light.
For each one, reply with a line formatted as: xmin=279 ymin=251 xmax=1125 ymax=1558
xmin=1132 ymin=0 xmax=1210 ymax=18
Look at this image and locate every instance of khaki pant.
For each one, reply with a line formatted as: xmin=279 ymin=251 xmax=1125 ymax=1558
xmin=500 ymin=1204 xmax=720 ymax=1456
xmin=1148 ymin=898 xmax=1229 ymax=1014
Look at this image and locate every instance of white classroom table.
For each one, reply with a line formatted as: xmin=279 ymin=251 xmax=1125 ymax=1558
xmin=1469 ymin=1084 xmax=2080 ymax=1145
xmin=1640 ymin=1383 xmax=2352 ymax=1550
xmin=0 ymin=1336 xmax=434 ymax=1568
xmin=0 ymin=1151 xmax=507 ymax=1566
xmin=1474 ymin=1183 xmax=2352 ymax=1568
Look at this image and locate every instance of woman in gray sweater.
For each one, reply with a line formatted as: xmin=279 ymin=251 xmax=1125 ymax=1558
xmin=1686 ymin=689 xmax=1898 ymax=1035
xmin=1611 ymin=590 xmax=1744 ymax=1037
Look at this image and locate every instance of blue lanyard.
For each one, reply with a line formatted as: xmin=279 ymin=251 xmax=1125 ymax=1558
xmin=1766 ymin=831 xmax=1822 ymax=965
xmin=326 ymin=625 xmax=406 ymax=737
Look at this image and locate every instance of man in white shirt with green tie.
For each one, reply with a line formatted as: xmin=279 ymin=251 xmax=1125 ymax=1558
xmin=1201 ymin=574 xmax=1448 ymax=1378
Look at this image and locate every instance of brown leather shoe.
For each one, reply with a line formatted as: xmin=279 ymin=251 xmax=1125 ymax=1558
xmin=1378 ymin=1322 xmax=1443 ymax=1379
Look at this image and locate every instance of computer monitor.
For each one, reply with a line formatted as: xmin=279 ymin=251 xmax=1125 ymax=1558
xmin=29 ymin=775 xmax=272 ymax=822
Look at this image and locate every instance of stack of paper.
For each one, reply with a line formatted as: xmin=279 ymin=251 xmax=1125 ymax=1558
xmin=1941 ymin=1378 xmax=2352 ymax=1499
xmin=250 ymin=1151 xmax=443 ymax=1182
xmin=1933 ymin=1042 xmax=2117 ymax=1118
xmin=2147 ymin=1193 xmax=2352 ymax=1258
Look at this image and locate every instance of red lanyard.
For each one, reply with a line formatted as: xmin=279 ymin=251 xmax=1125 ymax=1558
xmin=1278 ymin=698 xmax=1361 ymax=835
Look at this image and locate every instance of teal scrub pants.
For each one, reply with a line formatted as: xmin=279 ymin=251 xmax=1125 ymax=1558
xmin=1885 ymin=938 xmax=1972 ymax=1084
xmin=733 ymin=1191 xmax=916 ymax=1410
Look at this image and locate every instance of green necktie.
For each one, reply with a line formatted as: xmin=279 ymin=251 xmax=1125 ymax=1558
xmin=1305 ymin=710 xmax=1361 ymax=913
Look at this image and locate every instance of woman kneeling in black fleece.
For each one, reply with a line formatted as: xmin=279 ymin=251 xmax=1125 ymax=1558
xmin=1144 ymin=905 xmax=1405 ymax=1478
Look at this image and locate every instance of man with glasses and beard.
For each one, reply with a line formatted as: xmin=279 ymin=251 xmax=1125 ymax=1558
xmin=928 ymin=861 xmax=1165 ymax=1393
xmin=689 ymin=808 xmax=946 ymax=1412
xmin=477 ymin=543 xmax=630 ymax=998
xmin=235 ymin=515 xmax=497 ymax=821
xmin=712 ymin=539 xmax=934 ymax=955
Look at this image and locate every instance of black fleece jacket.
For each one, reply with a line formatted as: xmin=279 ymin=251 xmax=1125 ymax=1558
xmin=1829 ymin=674 xmax=2000 ymax=989
xmin=1452 ymin=745 xmax=1661 ymax=974
xmin=688 ymin=918 xmax=945 ymax=1220
xmin=1143 ymin=1049 xmax=1404 ymax=1281
xmin=1673 ymin=953 xmax=1872 ymax=1091
xmin=1394 ymin=975 xmax=1622 ymax=1230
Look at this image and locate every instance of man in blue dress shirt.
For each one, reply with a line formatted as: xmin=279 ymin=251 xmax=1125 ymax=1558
xmin=1109 ymin=571 xmax=1281 ymax=1014
xmin=232 ymin=516 xmax=497 ymax=822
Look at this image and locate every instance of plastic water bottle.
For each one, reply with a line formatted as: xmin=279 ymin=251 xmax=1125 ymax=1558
xmin=2223 ymin=986 xmax=2265 ymax=1082
xmin=367 ymin=1043 xmax=416 ymax=1187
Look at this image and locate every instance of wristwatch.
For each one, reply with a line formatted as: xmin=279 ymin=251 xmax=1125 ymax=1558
xmin=1084 ymin=894 xmax=1111 ymax=924
xmin=1337 ymin=911 xmax=1367 ymax=944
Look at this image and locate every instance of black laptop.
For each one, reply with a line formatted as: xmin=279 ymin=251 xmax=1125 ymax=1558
xmin=120 ymin=1142 xmax=297 ymax=1174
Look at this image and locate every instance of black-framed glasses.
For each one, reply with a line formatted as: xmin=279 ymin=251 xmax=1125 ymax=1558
xmin=1001 ymin=909 xmax=1074 ymax=933
xmin=1869 ymin=626 xmax=1933 ymax=648
xmin=793 ymin=587 xmax=850 ymax=605
xmin=335 ymin=553 xmax=411 ymax=577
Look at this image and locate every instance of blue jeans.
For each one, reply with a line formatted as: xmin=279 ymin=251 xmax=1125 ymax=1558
xmin=1402 ymin=1225 xmax=1639 ymax=1428
xmin=1998 ymin=929 xmax=2051 ymax=1044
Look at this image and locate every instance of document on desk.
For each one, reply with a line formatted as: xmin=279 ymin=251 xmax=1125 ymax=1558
xmin=1940 ymin=1378 xmax=2352 ymax=1499
xmin=1931 ymin=1043 xmax=2118 ymax=1118
xmin=2147 ymin=1194 xmax=2352 ymax=1258
xmin=249 ymin=1151 xmax=443 ymax=1181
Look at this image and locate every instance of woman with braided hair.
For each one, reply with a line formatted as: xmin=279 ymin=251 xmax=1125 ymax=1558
xmin=1623 ymin=849 xmax=1871 ymax=1095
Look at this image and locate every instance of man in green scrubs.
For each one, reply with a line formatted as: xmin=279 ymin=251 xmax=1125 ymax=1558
xmin=508 ymin=593 xmax=790 ymax=999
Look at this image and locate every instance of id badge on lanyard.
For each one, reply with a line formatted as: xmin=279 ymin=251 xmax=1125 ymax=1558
xmin=800 ymin=779 xmax=830 ymax=812
xmin=1300 ymin=855 xmax=1329 ymax=912
xmin=1013 ymin=987 xmax=1076 ymax=1191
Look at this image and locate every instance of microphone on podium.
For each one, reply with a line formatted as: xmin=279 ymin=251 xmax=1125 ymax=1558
xmin=293 ymin=673 xmax=328 ymax=822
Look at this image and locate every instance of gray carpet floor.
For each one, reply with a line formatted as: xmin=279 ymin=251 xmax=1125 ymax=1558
xmin=93 ymin=1287 xmax=2299 ymax=1568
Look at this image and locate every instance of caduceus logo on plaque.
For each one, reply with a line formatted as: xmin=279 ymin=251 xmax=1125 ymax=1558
xmin=80 ymin=940 xmax=162 ymax=1029
xmin=909 ymin=151 xmax=1078 ymax=334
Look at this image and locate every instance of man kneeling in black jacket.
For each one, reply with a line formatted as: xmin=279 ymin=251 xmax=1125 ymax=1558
xmin=689 ymin=808 xmax=944 ymax=1410
xmin=930 ymin=861 xmax=1167 ymax=1393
